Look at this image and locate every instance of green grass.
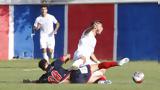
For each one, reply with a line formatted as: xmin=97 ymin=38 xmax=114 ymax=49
xmin=0 ymin=60 xmax=160 ymax=90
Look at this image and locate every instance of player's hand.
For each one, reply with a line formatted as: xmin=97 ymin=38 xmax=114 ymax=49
xmin=49 ymin=32 xmax=54 ymax=36
xmin=36 ymin=23 xmax=42 ymax=30
xmin=49 ymin=30 xmax=57 ymax=36
xmin=23 ymin=79 xmax=31 ymax=83
xmin=54 ymin=31 xmax=57 ymax=34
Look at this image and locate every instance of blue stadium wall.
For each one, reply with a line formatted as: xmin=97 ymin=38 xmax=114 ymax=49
xmin=117 ymin=3 xmax=160 ymax=60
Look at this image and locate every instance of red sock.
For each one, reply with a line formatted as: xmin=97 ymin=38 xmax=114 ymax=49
xmin=99 ymin=75 xmax=107 ymax=80
xmin=98 ymin=62 xmax=118 ymax=69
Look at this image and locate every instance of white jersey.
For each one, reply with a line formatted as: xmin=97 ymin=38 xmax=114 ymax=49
xmin=34 ymin=14 xmax=57 ymax=35
xmin=34 ymin=14 xmax=58 ymax=49
xmin=73 ymin=31 xmax=96 ymax=61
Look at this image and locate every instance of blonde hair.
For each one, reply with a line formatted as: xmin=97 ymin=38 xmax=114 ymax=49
xmin=84 ymin=20 xmax=102 ymax=35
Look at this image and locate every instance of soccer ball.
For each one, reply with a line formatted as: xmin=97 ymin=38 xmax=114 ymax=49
xmin=132 ymin=71 xmax=144 ymax=83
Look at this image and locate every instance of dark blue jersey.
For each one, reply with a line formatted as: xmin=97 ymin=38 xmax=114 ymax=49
xmin=38 ymin=59 xmax=70 ymax=83
xmin=70 ymin=65 xmax=91 ymax=83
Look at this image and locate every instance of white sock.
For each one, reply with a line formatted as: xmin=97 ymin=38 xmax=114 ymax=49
xmin=50 ymin=52 xmax=54 ymax=59
xmin=43 ymin=53 xmax=49 ymax=62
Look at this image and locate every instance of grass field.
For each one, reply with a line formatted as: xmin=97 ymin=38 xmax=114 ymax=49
xmin=0 ymin=60 xmax=160 ymax=90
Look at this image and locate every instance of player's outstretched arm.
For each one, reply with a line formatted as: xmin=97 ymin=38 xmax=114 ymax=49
xmin=23 ymin=79 xmax=38 ymax=83
xmin=54 ymin=22 xmax=60 ymax=34
xmin=90 ymin=53 xmax=100 ymax=63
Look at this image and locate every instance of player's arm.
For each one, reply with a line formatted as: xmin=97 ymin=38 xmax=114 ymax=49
xmin=54 ymin=21 xmax=60 ymax=34
xmin=33 ymin=17 xmax=41 ymax=30
xmin=33 ymin=23 xmax=41 ymax=30
xmin=23 ymin=74 xmax=48 ymax=83
xmin=90 ymin=53 xmax=100 ymax=63
xmin=51 ymin=54 xmax=71 ymax=67
xmin=23 ymin=79 xmax=40 ymax=83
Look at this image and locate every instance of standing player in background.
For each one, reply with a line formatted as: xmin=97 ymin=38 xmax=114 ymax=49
xmin=72 ymin=20 xmax=112 ymax=84
xmin=34 ymin=5 xmax=60 ymax=63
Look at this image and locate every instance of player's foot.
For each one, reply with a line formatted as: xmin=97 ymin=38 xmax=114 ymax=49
xmin=61 ymin=54 xmax=71 ymax=63
xmin=118 ymin=58 xmax=129 ymax=66
xmin=98 ymin=80 xmax=112 ymax=84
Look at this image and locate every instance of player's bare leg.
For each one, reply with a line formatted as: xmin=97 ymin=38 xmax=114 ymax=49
xmin=88 ymin=70 xmax=104 ymax=83
xmin=71 ymin=56 xmax=86 ymax=70
xmin=94 ymin=58 xmax=129 ymax=84
xmin=93 ymin=69 xmax=112 ymax=84
xmin=91 ymin=57 xmax=129 ymax=70
xmin=42 ymin=48 xmax=49 ymax=63
xmin=48 ymin=48 xmax=54 ymax=59
xmin=88 ymin=58 xmax=129 ymax=84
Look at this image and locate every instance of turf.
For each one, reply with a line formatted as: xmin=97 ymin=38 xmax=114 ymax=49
xmin=0 ymin=60 xmax=160 ymax=90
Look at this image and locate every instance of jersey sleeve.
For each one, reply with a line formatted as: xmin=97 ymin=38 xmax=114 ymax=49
xmin=34 ymin=17 xmax=43 ymax=27
xmin=51 ymin=59 xmax=63 ymax=68
xmin=37 ymin=73 xmax=48 ymax=83
xmin=34 ymin=17 xmax=39 ymax=27
xmin=51 ymin=15 xmax=58 ymax=24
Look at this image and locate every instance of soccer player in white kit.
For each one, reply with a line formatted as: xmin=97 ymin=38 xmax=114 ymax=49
xmin=71 ymin=20 xmax=110 ymax=84
xmin=34 ymin=5 xmax=60 ymax=63
xmin=71 ymin=21 xmax=130 ymax=84
xmin=72 ymin=20 xmax=103 ymax=68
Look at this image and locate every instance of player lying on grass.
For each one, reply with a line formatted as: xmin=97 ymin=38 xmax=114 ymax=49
xmin=70 ymin=57 xmax=129 ymax=83
xmin=23 ymin=54 xmax=71 ymax=83
xmin=23 ymin=54 xmax=129 ymax=84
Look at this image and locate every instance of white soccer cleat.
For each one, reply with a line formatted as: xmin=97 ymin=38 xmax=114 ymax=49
xmin=98 ymin=80 xmax=112 ymax=84
xmin=118 ymin=58 xmax=129 ymax=66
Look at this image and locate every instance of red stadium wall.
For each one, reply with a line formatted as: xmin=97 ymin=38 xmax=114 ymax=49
xmin=0 ymin=5 xmax=9 ymax=60
xmin=68 ymin=4 xmax=114 ymax=60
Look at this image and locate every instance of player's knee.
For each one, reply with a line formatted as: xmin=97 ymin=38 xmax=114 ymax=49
xmin=42 ymin=48 xmax=47 ymax=53
xmin=72 ymin=59 xmax=85 ymax=70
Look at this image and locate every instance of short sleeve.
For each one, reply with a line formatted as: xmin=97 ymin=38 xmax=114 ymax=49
xmin=51 ymin=15 xmax=58 ymax=24
xmin=34 ymin=17 xmax=40 ymax=27
xmin=37 ymin=73 xmax=48 ymax=83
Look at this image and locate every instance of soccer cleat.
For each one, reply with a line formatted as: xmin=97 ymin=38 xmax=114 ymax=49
xmin=118 ymin=58 xmax=129 ymax=66
xmin=98 ymin=80 xmax=112 ymax=84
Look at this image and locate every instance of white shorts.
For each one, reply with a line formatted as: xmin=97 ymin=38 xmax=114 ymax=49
xmin=73 ymin=50 xmax=91 ymax=60
xmin=73 ymin=51 xmax=96 ymax=65
xmin=40 ymin=34 xmax=55 ymax=50
xmin=84 ymin=59 xmax=97 ymax=65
